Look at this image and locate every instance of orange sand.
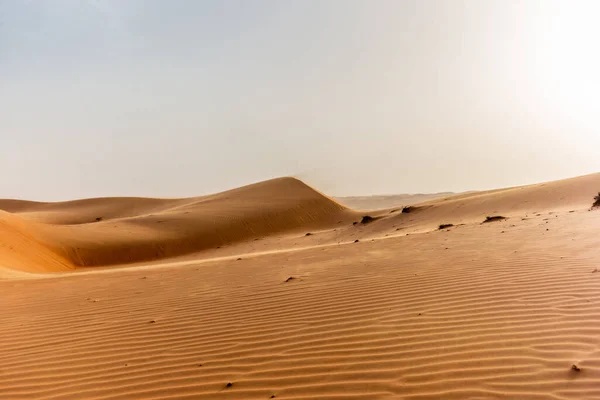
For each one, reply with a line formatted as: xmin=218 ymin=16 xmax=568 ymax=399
xmin=2 ymin=174 xmax=600 ymax=399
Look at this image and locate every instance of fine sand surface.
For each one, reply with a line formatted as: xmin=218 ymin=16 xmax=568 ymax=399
xmin=2 ymin=174 xmax=600 ymax=399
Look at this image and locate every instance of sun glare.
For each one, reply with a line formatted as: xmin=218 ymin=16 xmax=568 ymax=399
xmin=528 ymin=1 xmax=600 ymax=135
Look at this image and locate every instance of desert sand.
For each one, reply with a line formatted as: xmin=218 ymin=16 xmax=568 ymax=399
xmin=2 ymin=174 xmax=600 ymax=399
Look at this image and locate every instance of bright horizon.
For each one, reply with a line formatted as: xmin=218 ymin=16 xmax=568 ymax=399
xmin=2 ymin=0 xmax=600 ymax=201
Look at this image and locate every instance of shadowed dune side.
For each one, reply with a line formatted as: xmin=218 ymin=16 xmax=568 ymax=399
xmin=51 ymin=178 xmax=355 ymax=267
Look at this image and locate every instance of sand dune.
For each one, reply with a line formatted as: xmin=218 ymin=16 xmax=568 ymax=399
xmin=345 ymin=173 xmax=600 ymax=238
xmin=2 ymin=173 xmax=600 ymax=399
xmin=0 ymin=177 xmax=356 ymax=271
xmin=0 ymin=197 xmax=177 ymax=225
xmin=418 ymin=172 xmax=600 ymax=215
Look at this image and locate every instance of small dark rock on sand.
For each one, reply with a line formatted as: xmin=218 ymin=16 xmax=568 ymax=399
xmin=439 ymin=224 xmax=453 ymax=230
xmin=483 ymin=216 xmax=506 ymax=223
xmin=572 ymin=364 xmax=581 ymax=372
xmin=361 ymin=215 xmax=375 ymax=224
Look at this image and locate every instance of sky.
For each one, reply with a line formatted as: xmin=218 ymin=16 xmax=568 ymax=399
xmin=2 ymin=0 xmax=600 ymax=200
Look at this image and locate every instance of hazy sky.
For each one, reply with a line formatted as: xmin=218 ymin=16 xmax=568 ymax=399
xmin=2 ymin=0 xmax=600 ymax=200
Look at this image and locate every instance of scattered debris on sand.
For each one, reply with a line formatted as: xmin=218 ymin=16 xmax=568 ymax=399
xmin=483 ymin=216 xmax=506 ymax=223
xmin=593 ymin=192 xmax=600 ymax=208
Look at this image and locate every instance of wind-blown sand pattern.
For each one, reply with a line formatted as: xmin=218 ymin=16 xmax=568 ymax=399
xmin=2 ymin=174 xmax=600 ymax=399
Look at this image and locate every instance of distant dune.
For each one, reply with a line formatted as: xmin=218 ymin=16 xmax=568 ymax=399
xmin=335 ymin=192 xmax=457 ymax=210
xmin=2 ymin=173 xmax=600 ymax=399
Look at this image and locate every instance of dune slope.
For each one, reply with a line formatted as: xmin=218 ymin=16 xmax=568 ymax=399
xmin=0 ymin=211 xmax=73 ymax=273
xmin=344 ymin=173 xmax=600 ymax=237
